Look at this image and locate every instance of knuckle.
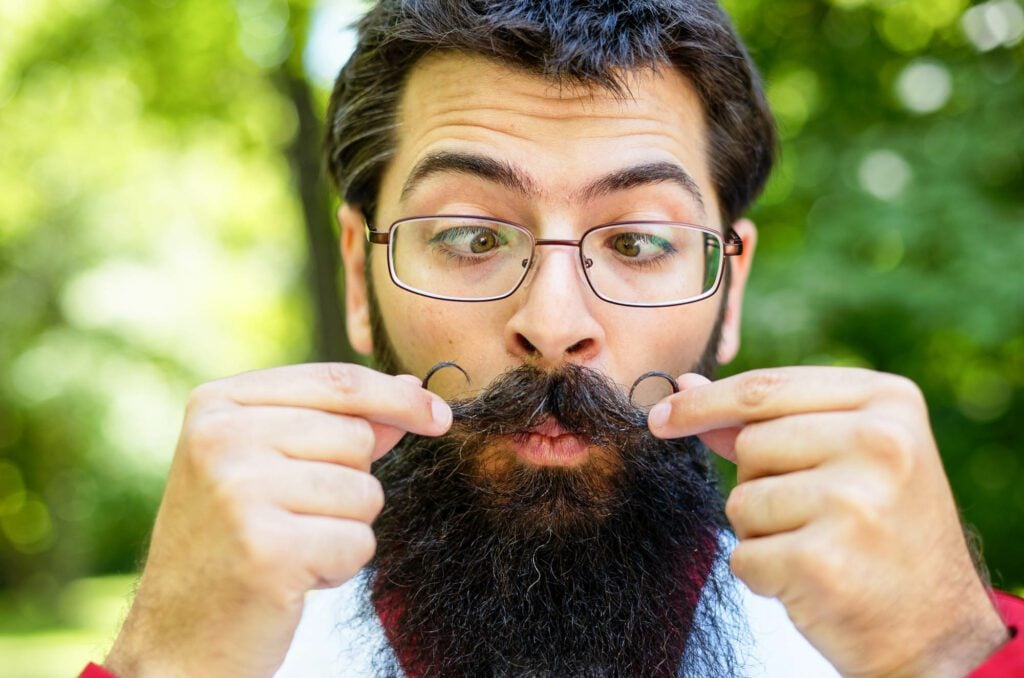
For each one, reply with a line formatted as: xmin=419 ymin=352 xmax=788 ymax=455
xmin=347 ymin=522 xmax=377 ymax=565
xmin=729 ymin=543 xmax=753 ymax=577
xmin=183 ymin=410 xmax=237 ymax=463
xmin=365 ymin=475 xmax=386 ymax=519
xmin=736 ymin=370 xmax=785 ymax=411
xmin=350 ymin=418 xmax=376 ymax=460
xmin=725 ymin=484 xmax=749 ymax=524
xmin=352 ymin=473 xmax=385 ymax=521
xmin=828 ymin=484 xmax=881 ymax=527
xmin=732 ymin=424 xmax=758 ymax=459
xmin=857 ymin=419 xmax=915 ymax=473
xmin=238 ymin=520 xmax=282 ymax=576
xmin=883 ymin=374 xmax=926 ymax=407
xmin=211 ymin=463 xmax=258 ymax=509
xmin=324 ymin=363 xmax=360 ymax=397
xmin=185 ymin=382 xmax=219 ymax=414
xmin=788 ymin=542 xmax=820 ymax=575
xmin=790 ymin=543 xmax=844 ymax=598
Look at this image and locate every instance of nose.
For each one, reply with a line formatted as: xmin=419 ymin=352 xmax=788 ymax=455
xmin=504 ymin=245 xmax=605 ymax=367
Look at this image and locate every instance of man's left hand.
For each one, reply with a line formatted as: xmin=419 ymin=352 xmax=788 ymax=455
xmin=648 ymin=366 xmax=1008 ymax=677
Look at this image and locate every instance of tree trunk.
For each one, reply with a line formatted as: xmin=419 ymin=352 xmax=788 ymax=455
xmin=278 ymin=1 xmax=360 ymax=364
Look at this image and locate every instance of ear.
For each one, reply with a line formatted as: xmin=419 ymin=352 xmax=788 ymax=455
xmin=339 ymin=203 xmax=373 ymax=356
xmin=716 ymin=218 xmax=757 ymax=365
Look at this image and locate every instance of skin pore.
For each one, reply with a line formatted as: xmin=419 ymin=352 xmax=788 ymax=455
xmin=340 ymin=52 xmax=756 ymax=408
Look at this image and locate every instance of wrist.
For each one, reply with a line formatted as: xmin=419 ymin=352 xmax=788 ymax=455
xmin=894 ymin=590 xmax=1009 ymax=678
xmin=103 ymin=595 xmax=178 ymax=678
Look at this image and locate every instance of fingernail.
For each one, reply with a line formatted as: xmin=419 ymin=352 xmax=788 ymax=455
xmin=648 ymin=402 xmax=670 ymax=430
xmin=431 ymin=397 xmax=452 ymax=428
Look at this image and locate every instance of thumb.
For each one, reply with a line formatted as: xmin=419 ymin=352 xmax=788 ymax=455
xmin=676 ymin=373 xmax=741 ymax=463
xmin=370 ymin=423 xmax=409 ymax=461
xmin=370 ymin=373 xmax=438 ymax=461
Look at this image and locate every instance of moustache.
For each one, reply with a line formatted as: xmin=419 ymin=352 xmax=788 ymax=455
xmin=423 ymin=362 xmax=679 ymax=451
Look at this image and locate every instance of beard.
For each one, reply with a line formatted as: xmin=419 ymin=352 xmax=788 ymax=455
xmin=361 ymin=279 xmax=739 ymax=676
xmin=365 ymin=364 xmax=740 ymax=677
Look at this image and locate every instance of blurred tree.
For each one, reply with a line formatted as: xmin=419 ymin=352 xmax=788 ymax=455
xmin=719 ymin=0 xmax=1024 ymax=589
xmin=278 ymin=0 xmax=354 ymax=363
xmin=0 ymin=0 xmax=359 ymax=626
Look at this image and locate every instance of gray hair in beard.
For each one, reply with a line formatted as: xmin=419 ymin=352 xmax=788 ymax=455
xmin=365 ymin=364 xmax=743 ymax=677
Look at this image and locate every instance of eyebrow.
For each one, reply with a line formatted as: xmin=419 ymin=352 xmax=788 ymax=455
xmin=400 ymin=151 xmax=539 ymax=202
xmin=399 ymin=150 xmax=707 ymax=217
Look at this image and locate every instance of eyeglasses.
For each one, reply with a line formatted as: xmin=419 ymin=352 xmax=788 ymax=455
xmin=365 ymin=215 xmax=743 ymax=308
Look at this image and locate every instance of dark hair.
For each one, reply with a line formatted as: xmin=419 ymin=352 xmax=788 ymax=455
xmin=324 ymin=0 xmax=777 ymax=228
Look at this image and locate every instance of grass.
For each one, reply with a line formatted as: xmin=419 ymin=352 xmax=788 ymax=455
xmin=0 ymin=575 xmax=135 ymax=678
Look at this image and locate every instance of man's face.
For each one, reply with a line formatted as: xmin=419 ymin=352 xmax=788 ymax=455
xmin=341 ymin=52 xmax=755 ymax=407
xmin=336 ymin=53 xmax=758 ymax=674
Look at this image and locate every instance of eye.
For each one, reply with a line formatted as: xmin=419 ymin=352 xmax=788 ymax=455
xmin=612 ymin=233 xmax=642 ymax=257
xmin=470 ymin=230 xmax=498 ymax=253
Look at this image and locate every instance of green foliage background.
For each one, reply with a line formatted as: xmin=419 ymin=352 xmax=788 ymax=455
xmin=0 ymin=0 xmax=1021 ymax=671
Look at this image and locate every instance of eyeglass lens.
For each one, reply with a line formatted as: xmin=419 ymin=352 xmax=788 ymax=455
xmin=389 ymin=217 xmax=722 ymax=305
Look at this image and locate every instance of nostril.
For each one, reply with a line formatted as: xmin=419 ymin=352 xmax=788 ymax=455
xmin=516 ymin=333 xmax=539 ymax=356
xmin=566 ymin=338 xmax=593 ymax=355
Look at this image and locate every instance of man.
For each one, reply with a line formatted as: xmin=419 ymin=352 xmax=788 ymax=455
xmin=89 ymin=1 xmax=1022 ymax=676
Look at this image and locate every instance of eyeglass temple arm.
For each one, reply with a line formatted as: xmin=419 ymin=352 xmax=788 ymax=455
xmin=365 ymin=220 xmax=389 ymax=245
xmin=724 ymin=229 xmax=743 ymax=256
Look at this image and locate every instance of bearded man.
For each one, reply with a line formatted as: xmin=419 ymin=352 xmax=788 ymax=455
xmin=91 ymin=1 xmax=1023 ymax=676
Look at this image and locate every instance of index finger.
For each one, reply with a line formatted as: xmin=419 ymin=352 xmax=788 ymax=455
xmin=648 ymin=367 xmax=878 ymax=439
xmin=195 ymin=363 xmax=451 ymax=437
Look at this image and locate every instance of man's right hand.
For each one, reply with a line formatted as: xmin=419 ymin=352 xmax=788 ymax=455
xmin=103 ymin=363 xmax=452 ymax=677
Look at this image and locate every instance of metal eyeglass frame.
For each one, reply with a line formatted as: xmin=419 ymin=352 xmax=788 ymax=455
xmin=365 ymin=215 xmax=744 ymax=308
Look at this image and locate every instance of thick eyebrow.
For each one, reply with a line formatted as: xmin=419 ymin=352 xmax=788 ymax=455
xmin=572 ymin=161 xmax=706 ymax=217
xmin=400 ymin=151 xmax=538 ymax=202
xmin=400 ymin=150 xmax=706 ymax=217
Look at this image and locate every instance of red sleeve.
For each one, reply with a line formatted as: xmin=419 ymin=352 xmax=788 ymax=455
xmin=968 ymin=590 xmax=1024 ymax=677
xmin=78 ymin=662 xmax=117 ymax=678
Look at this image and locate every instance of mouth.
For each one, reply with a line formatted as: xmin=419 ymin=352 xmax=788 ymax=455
xmin=508 ymin=418 xmax=592 ymax=468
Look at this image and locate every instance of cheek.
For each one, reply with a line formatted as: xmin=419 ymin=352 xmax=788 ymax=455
xmin=375 ymin=271 xmax=508 ymax=385
xmin=605 ymin=297 xmax=721 ymax=377
xmin=380 ymin=294 xmax=459 ymax=370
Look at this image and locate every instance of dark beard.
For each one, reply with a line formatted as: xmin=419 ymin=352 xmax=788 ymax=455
xmin=366 ymin=364 xmax=740 ymax=677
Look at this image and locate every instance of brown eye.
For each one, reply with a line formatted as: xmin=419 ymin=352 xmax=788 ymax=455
xmin=613 ymin=234 xmax=641 ymax=257
xmin=470 ymin=230 xmax=498 ymax=253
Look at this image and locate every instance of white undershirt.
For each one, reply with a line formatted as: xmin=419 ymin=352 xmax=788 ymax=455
xmin=275 ymin=533 xmax=840 ymax=677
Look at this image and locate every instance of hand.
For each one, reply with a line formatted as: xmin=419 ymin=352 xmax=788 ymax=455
xmin=104 ymin=363 xmax=452 ymax=677
xmin=648 ymin=367 xmax=1008 ymax=677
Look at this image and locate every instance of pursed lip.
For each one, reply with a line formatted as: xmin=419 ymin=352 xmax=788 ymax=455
xmin=508 ymin=418 xmax=591 ymax=467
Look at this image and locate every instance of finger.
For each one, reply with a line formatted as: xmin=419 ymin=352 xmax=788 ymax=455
xmin=649 ymin=366 xmax=878 ymax=439
xmin=725 ymin=470 xmax=821 ymax=540
xmin=649 ymin=374 xmax=739 ymax=460
xmin=234 ymin=407 xmax=376 ymax=470
xmin=198 ymin=363 xmax=452 ymax=436
xmin=676 ymin=372 xmax=711 ymax=390
xmin=286 ymin=515 xmax=378 ymax=589
xmin=216 ymin=406 xmax=402 ymax=470
xmin=270 ymin=459 xmax=384 ymax=524
xmin=733 ymin=413 xmax=853 ymax=483
xmin=696 ymin=427 xmax=742 ymax=463
xmin=729 ymin=529 xmax=807 ymax=599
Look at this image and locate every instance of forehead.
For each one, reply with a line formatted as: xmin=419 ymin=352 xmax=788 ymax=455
xmin=377 ymin=52 xmax=720 ymax=224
